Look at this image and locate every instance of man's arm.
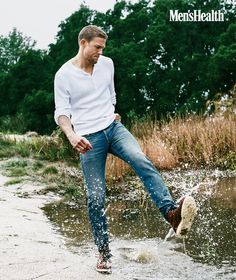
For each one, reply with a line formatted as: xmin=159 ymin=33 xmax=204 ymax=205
xmin=58 ymin=115 xmax=92 ymax=154
xmin=109 ymin=59 xmax=116 ymax=106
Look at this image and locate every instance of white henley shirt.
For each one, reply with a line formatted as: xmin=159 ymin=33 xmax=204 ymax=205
xmin=54 ymin=55 xmax=116 ymax=136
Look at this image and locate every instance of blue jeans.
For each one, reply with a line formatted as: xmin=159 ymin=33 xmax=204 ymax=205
xmin=80 ymin=120 xmax=176 ymax=252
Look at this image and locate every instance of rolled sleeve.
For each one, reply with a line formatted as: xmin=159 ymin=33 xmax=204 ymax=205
xmin=54 ymin=73 xmax=72 ymax=125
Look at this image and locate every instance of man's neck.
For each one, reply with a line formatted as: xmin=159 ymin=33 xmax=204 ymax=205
xmin=72 ymin=53 xmax=94 ymax=74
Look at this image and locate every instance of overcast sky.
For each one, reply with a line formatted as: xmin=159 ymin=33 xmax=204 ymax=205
xmin=0 ymin=0 xmax=137 ymax=49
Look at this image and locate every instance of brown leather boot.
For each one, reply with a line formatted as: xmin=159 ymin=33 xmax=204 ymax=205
xmin=166 ymin=196 xmax=197 ymax=238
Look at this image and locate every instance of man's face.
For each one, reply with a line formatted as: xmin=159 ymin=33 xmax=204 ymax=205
xmin=82 ymin=37 xmax=106 ymax=64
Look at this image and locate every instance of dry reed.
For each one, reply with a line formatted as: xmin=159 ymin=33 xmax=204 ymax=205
xmin=105 ymin=114 xmax=236 ymax=181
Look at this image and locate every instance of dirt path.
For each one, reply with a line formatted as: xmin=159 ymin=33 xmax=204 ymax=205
xmin=0 ymin=172 xmax=174 ymax=280
xmin=0 ymin=173 xmax=122 ymax=280
xmin=1 ymin=169 xmax=233 ymax=280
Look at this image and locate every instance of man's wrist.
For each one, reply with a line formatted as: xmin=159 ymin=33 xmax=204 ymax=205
xmin=66 ymin=131 xmax=76 ymax=140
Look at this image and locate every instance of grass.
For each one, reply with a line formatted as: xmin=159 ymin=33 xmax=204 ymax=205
xmin=0 ymin=156 xmax=84 ymax=200
xmin=4 ymin=178 xmax=24 ymax=186
xmin=42 ymin=166 xmax=58 ymax=175
xmin=215 ymin=151 xmax=236 ymax=171
xmin=2 ymin=159 xmax=29 ymax=177
xmin=0 ymin=114 xmax=235 ymax=188
xmin=37 ymin=164 xmax=84 ymax=200
xmin=105 ymin=114 xmax=236 ymax=180
xmin=0 ymin=138 xmax=17 ymax=158
xmin=7 ymin=167 xmax=28 ymax=177
xmin=32 ymin=161 xmax=44 ymax=171
xmin=159 ymin=115 xmax=235 ymax=166
xmin=63 ymin=185 xmax=83 ymax=200
xmin=0 ymin=129 xmax=78 ymax=163
xmin=4 ymin=159 xmax=28 ymax=168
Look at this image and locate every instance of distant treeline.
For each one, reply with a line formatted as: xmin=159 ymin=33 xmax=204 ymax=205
xmin=0 ymin=0 xmax=235 ymax=134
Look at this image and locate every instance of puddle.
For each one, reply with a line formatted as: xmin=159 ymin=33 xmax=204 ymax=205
xmin=42 ymin=173 xmax=236 ymax=280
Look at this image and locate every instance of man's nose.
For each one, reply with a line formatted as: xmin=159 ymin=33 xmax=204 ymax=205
xmin=98 ymin=49 xmax=103 ymax=55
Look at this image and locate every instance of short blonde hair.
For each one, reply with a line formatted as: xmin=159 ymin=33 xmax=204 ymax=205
xmin=78 ymin=25 xmax=108 ymax=42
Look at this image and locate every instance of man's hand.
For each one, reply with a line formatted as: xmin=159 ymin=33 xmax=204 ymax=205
xmin=67 ymin=133 xmax=92 ymax=154
xmin=57 ymin=116 xmax=92 ymax=154
xmin=115 ymin=113 xmax=121 ymax=121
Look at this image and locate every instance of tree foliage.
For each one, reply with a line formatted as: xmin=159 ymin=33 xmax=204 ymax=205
xmin=0 ymin=28 xmax=36 ymax=73
xmin=0 ymin=1 xmax=235 ymax=134
xmin=19 ymin=89 xmax=54 ymax=134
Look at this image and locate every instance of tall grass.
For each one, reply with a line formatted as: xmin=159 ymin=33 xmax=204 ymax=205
xmin=105 ymin=114 xmax=236 ymax=180
xmin=157 ymin=115 xmax=235 ymax=166
xmin=0 ymin=130 xmax=78 ymax=163
xmin=0 ymin=114 xmax=235 ymax=182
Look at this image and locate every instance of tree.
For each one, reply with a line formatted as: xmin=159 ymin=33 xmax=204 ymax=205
xmin=0 ymin=49 xmax=52 ymax=116
xmin=1 ymin=1 xmax=235 ymax=135
xmin=0 ymin=28 xmax=36 ymax=73
xmin=19 ymin=89 xmax=54 ymax=134
xmin=104 ymin=0 xmax=152 ymax=120
xmin=209 ymin=23 xmax=236 ymax=94
xmin=144 ymin=0 xmax=235 ymax=116
xmin=48 ymin=4 xmax=98 ymax=74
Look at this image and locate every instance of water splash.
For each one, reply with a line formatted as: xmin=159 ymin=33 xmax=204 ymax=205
xmin=42 ymin=170 xmax=236 ymax=279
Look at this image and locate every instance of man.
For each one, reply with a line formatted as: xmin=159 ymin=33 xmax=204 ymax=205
xmin=54 ymin=25 xmax=197 ymax=274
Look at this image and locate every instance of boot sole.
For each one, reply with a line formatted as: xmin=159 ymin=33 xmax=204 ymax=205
xmin=176 ymin=196 xmax=197 ymax=238
xmin=96 ymin=268 xmax=112 ymax=274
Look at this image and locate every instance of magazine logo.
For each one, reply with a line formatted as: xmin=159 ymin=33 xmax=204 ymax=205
xmin=222 ymin=0 xmax=235 ymax=4
xmin=169 ymin=10 xmax=224 ymax=22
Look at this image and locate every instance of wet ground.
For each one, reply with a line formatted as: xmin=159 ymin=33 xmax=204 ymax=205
xmin=0 ymin=166 xmax=236 ymax=280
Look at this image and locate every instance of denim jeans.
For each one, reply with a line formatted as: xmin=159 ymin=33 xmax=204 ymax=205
xmin=80 ymin=120 xmax=176 ymax=252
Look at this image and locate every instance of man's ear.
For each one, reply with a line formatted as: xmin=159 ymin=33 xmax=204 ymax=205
xmin=79 ymin=39 xmax=88 ymax=47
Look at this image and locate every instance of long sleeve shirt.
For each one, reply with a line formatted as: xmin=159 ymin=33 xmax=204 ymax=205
xmin=54 ymin=55 xmax=116 ymax=136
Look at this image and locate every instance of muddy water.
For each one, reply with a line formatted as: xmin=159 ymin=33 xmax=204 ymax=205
xmin=43 ymin=175 xmax=236 ymax=280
